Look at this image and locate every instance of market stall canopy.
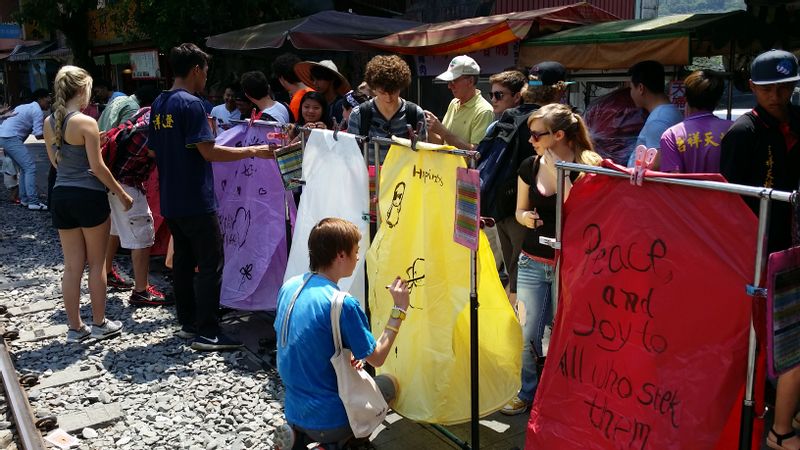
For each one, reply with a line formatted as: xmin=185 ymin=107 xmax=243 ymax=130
xmin=358 ymin=2 xmax=618 ymax=56
xmin=205 ymin=10 xmax=421 ymax=52
xmin=519 ymin=11 xmax=752 ymax=70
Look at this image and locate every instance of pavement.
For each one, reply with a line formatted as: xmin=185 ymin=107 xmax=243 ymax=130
xmin=220 ymin=310 xmax=528 ymax=450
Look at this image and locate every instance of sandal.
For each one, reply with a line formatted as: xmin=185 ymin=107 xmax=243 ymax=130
xmin=767 ymin=427 xmax=800 ymax=450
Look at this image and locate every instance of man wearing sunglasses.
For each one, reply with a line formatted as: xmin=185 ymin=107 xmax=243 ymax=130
xmin=425 ymin=55 xmax=494 ymax=150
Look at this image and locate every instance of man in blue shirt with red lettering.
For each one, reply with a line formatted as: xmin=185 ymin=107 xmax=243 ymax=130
xmin=148 ymin=43 xmax=274 ymax=351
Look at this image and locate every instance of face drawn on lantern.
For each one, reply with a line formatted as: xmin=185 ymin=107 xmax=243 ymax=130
xmin=386 ymin=181 xmax=406 ymax=228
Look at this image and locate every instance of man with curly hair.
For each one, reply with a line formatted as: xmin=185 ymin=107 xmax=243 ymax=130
xmin=348 ymin=55 xmax=426 ymax=164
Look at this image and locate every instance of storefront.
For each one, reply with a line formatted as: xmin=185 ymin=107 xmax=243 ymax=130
xmin=88 ymin=6 xmax=168 ymax=94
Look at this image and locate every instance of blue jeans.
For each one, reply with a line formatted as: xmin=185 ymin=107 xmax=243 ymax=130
xmin=0 ymin=137 xmax=38 ymax=204
xmin=516 ymin=253 xmax=554 ymax=403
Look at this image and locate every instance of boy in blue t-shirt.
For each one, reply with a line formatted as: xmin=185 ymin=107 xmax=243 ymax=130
xmin=147 ymin=43 xmax=274 ymax=351
xmin=273 ymin=218 xmax=409 ymax=449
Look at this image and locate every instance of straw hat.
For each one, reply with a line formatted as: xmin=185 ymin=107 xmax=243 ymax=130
xmin=294 ymin=60 xmax=352 ymax=96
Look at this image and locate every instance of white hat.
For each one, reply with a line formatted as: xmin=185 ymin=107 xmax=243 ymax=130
xmin=436 ymin=55 xmax=481 ymax=81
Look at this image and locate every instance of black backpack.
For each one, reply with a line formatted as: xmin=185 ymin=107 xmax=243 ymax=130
xmin=358 ymin=99 xmax=422 ymax=137
xmin=476 ymin=104 xmax=537 ymax=220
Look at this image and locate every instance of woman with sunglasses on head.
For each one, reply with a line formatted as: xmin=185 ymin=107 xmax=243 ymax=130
xmin=502 ymin=102 xmax=602 ymax=415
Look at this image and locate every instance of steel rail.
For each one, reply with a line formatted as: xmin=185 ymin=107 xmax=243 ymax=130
xmin=0 ymin=327 xmax=47 ymax=449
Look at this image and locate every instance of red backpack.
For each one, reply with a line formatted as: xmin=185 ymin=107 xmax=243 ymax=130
xmin=101 ymin=107 xmax=150 ymax=170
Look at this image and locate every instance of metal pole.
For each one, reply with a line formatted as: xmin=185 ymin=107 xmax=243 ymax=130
xmin=373 ymin=142 xmax=381 ymax=227
xmin=430 ymin=424 xmax=470 ymax=449
xmin=738 ymin=197 xmax=770 ymax=450
xmin=469 ymin=157 xmax=480 ymax=450
xmin=552 ymin=166 xmax=567 ymax=315
xmin=0 ymin=335 xmax=47 ymax=450
xmin=727 ymin=43 xmax=735 ymax=121
xmin=555 ymin=162 xmax=793 ymax=202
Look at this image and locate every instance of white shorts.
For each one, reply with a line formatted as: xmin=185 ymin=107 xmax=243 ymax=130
xmin=109 ymin=184 xmax=154 ymax=249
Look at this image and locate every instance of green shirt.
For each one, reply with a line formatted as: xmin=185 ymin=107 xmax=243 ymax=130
xmin=441 ymin=90 xmax=494 ymax=146
xmin=97 ymin=94 xmax=139 ymax=132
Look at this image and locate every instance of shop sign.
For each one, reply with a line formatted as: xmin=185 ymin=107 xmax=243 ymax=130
xmin=130 ymin=50 xmax=159 ymax=79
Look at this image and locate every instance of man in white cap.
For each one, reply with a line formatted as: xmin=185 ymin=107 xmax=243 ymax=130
xmin=721 ymin=49 xmax=800 ymax=450
xmin=425 ymin=55 xmax=494 ymax=150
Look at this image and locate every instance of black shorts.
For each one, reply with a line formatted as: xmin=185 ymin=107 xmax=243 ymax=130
xmin=50 ymin=186 xmax=110 ymax=230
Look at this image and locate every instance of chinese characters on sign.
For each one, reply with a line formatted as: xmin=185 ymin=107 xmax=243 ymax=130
xmin=130 ymin=50 xmax=160 ymax=80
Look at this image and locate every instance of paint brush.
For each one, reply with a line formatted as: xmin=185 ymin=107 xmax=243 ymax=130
xmin=385 ymin=275 xmax=424 ymax=289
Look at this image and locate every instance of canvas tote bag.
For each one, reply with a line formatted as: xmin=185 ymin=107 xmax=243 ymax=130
xmin=329 ymin=291 xmax=388 ymax=438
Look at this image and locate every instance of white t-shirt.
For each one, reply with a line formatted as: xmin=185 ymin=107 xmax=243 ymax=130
xmin=210 ymin=104 xmax=240 ymax=124
xmin=261 ymin=102 xmax=291 ymax=124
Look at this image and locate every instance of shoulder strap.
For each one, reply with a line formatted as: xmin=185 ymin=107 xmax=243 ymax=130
xmin=359 ymin=99 xmax=374 ymax=136
xmin=330 ymin=291 xmax=346 ymax=356
xmin=279 ymin=273 xmax=313 ymax=347
xmin=405 ymin=101 xmax=420 ymax=133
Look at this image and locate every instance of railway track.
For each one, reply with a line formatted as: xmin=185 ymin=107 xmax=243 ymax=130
xmin=0 ymin=320 xmax=47 ymax=450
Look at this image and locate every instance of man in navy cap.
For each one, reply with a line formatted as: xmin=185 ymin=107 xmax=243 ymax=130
xmin=720 ymin=49 xmax=800 ymax=450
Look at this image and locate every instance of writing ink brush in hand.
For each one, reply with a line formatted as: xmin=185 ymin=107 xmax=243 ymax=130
xmin=385 ymin=275 xmax=424 ymax=289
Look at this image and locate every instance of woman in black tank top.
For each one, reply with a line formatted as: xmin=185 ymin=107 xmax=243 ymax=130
xmin=502 ymin=103 xmax=602 ymax=414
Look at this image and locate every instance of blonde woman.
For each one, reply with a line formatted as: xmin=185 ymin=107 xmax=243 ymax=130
xmin=502 ymin=103 xmax=602 ymax=415
xmin=43 ymin=65 xmax=133 ymax=343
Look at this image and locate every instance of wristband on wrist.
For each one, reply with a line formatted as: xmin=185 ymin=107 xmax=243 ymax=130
xmin=390 ymin=307 xmax=406 ymax=321
xmin=385 ymin=324 xmax=400 ymax=334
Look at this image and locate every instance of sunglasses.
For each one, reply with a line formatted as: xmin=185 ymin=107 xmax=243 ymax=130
xmin=488 ymin=91 xmax=507 ymax=101
xmin=530 ymin=130 xmax=552 ymax=141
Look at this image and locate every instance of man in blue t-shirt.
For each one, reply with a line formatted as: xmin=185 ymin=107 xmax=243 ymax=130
xmin=626 ymin=60 xmax=684 ymax=167
xmin=273 ymin=218 xmax=409 ymax=449
xmin=147 ymin=43 xmax=274 ymax=351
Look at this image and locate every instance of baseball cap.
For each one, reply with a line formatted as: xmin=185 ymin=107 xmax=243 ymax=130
xmin=528 ymin=61 xmax=574 ymax=87
xmin=436 ymin=55 xmax=481 ymax=82
xmin=751 ymin=49 xmax=800 ymax=85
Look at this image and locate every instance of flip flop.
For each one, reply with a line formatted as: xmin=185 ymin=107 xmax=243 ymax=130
xmin=767 ymin=428 xmax=799 ymax=450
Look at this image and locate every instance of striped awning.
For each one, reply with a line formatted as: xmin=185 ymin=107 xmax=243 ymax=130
xmin=359 ymin=2 xmax=618 ymax=56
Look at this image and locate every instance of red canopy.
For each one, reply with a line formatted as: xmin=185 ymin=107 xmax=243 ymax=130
xmin=360 ymin=2 xmax=618 ymax=56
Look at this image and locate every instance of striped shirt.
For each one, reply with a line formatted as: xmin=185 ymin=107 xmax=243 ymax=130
xmin=348 ymin=99 xmax=427 ymax=164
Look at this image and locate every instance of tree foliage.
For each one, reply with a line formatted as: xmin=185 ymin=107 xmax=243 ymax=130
xmin=14 ymin=0 xmax=299 ymax=73
xmin=128 ymin=0 xmax=298 ymax=51
xmin=14 ymin=0 xmax=98 ymax=71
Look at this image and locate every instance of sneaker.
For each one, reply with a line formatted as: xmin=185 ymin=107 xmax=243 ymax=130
xmin=500 ymin=395 xmax=530 ymax=416
xmin=129 ymin=285 xmax=174 ymax=307
xmin=107 ymin=267 xmax=134 ymax=290
xmin=65 ymin=324 xmax=91 ymax=343
xmin=191 ymin=334 xmax=243 ymax=351
xmin=27 ymin=202 xmax=48 ymax=211
xmin=174 ymin=325 xmax=197 ymax=340
xmin=19 ymin=201 xmax=28 ymax=207
xmin=91 ymin=319 xmax=122 ymax=341
xmin=274 ymin=422 xmax=295 ymax=450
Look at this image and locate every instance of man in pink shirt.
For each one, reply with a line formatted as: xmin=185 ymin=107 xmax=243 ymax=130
xmin=659 ymin=70 xmax=733 ymax=173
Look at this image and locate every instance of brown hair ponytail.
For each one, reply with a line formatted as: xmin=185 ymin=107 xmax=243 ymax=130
xmin=528 ymin=103 xmax=602 ymax=175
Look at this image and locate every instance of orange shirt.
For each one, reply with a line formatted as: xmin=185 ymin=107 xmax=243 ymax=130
xmin=289 ymin=87 xmax=314 ymax=122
